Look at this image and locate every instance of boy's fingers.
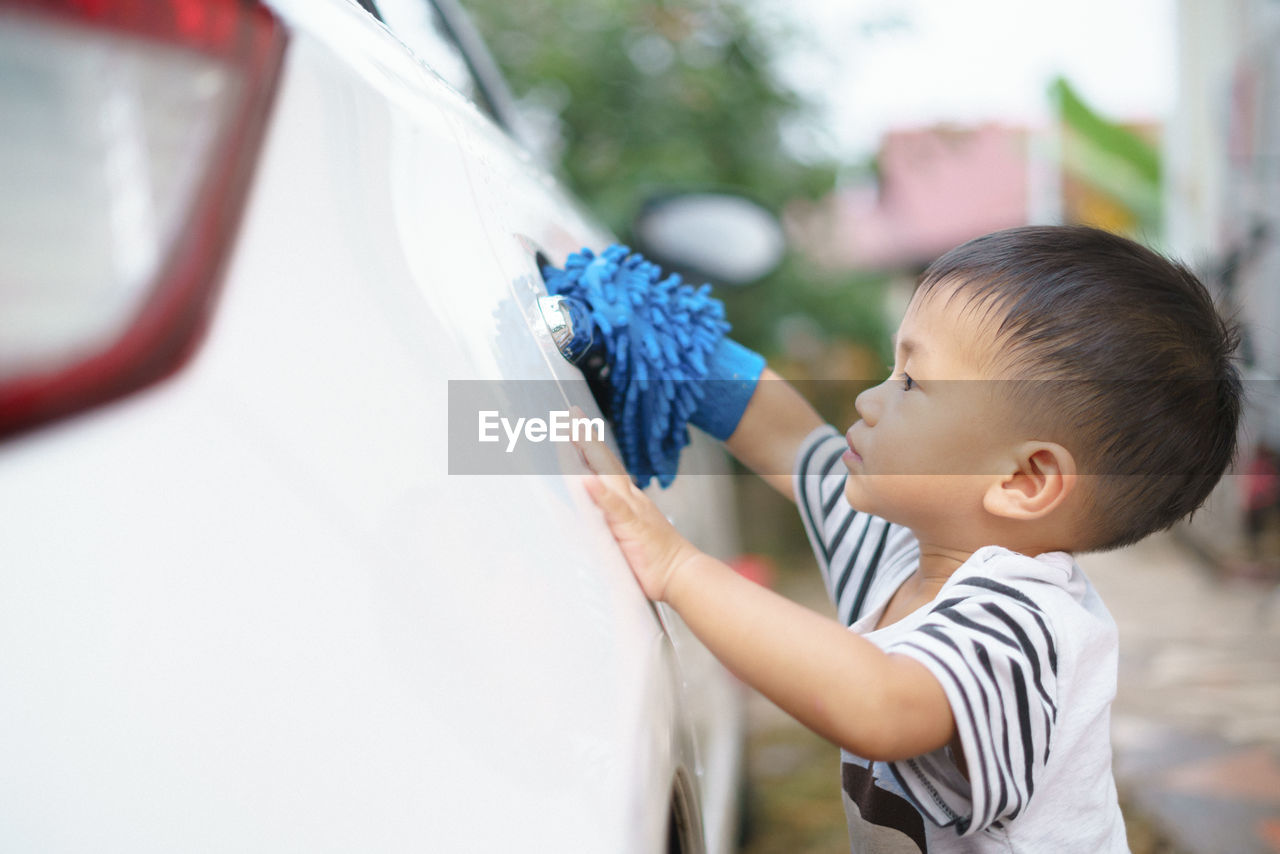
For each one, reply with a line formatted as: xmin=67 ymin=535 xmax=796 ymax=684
xmin=570 ymin=406 xmax=628 ymax=478
xmin=582 ymin=473 xmax=641 ymax=531
xmin=582 ymin=473 xmax=606 ymax=503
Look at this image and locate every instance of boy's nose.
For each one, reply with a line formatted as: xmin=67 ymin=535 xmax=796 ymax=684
xmin=854 ymin=382 xmax=883 ymax=425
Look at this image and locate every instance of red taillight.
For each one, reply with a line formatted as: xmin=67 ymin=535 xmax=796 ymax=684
xmin=0 ymin=0 xmax=286 ymax=440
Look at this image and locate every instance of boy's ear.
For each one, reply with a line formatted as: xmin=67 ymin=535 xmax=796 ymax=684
xmin=983 ymin=442 xmax=1077 ymax=521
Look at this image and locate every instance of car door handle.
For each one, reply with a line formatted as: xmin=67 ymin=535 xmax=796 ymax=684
xmin=537 ymin=295 xmax=592 ymax=363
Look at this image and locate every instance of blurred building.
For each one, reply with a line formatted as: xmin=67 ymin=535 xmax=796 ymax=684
xmin=1164 ymin=0 xmax=1280 ymax=566
xmin=787 ymin=124 xmax=1029 ymax=271
xmin=787 ymin=81 xmax=1162 ymax=274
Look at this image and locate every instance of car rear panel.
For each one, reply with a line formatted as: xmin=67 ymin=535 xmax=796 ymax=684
xmin=0 ymin=1 xmax=742 ymax=851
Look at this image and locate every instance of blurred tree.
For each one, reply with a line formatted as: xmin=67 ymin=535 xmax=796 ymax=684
xmin=464 ymin=0 xmax=890 ymax=362
xmin=466 ymin=0 xmax=829 ymax=224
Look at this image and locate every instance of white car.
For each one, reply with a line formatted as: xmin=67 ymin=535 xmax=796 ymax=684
xmin=0 ymin=1 xmax=747 ymax=851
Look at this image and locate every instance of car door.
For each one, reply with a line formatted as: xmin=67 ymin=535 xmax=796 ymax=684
xmin=339 ymin=2 xmax=749 ymax=851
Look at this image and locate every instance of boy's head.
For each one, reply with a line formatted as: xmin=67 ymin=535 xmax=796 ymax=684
xmin=904 ymin=225 xmax=1242 ymax=551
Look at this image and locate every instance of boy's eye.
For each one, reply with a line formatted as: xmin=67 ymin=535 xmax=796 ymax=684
xmin=901 ymin=373 xmax=915 ymax=391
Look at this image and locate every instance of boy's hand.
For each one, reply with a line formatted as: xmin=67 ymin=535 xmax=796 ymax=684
xmin=571 ymin=408 xmax=701 ymax=602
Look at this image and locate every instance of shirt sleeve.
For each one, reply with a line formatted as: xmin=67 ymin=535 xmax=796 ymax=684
xmin=883 ymin=577 xmax=1061 ymax=835
xmin=792 ymin=426 xmax=917 ymax=626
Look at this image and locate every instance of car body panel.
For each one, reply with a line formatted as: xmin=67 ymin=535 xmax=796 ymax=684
xmin=0 ymin=1 xmax=743 ymax=851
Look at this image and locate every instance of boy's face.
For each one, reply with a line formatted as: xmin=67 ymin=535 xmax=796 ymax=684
xmin=842 ymin=285 xmax=1023 ymax=538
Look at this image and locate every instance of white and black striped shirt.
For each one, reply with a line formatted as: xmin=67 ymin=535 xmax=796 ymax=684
xmin=794 ymin=427 xmax=1128 ymax=853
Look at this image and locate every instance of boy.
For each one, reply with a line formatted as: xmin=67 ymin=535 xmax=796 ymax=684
xmin=572 ymin=226 xmax=1242 ymax=852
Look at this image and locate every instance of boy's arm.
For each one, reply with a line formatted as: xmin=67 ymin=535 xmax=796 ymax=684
xmin=722 ymin=368 xmax=827 ymax=503
xmin=574 ymin=424 xmax=955 ymax=761
xmin=669 ymin=552 xmax=954 ymax=760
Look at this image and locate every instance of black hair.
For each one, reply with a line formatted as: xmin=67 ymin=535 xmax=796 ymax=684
xmin=917 ymin=225 xmax=1242 ymax=551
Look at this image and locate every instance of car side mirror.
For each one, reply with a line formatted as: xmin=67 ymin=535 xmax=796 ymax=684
xmin=632 ymin=193 xmax=786 ymax=287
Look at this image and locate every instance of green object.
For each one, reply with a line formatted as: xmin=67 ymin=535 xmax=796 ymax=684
xmin=1052 ymin=76 xmax=1163 ymax=235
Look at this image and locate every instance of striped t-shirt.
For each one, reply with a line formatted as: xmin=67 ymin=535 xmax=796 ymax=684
xmin=794 ymin=426 xmax=1129 ymax=853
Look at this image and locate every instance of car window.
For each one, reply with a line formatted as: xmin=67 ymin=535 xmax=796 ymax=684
xmin=370 ymin=0 xmax=501 ymax=125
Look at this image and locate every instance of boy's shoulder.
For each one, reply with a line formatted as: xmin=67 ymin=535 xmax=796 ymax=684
xmin=872 ymin=545 xmax=1123 ymax=842
xmin=939 ymin=545 xmax=1118 ymax=655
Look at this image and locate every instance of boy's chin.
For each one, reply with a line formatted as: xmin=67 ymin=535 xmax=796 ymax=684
xmin=841 ymin=482 xmax=891 ymax=521
xmin=842 ymin=483 xmax=936 ymax=534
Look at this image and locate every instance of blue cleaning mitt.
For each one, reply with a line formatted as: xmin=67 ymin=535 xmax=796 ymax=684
xmin=542 ymin=244 xmax=765 ymax=488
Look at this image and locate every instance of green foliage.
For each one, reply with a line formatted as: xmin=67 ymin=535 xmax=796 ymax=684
xmin=465 ymin=0 xmax=890 ymax=357
xmin=718 ymin=255 xmax=889 ymax=362
xmin=466 ymin=0 xmax=832 ymax=224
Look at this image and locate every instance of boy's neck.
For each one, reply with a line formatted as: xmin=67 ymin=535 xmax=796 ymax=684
xmin=914 ymin=510 xmax=1079 ymax=570
xmin=914 ymin=533 xmax=1074 ymax=577
xmin=914 ymin=542 xmax=973 ymax=584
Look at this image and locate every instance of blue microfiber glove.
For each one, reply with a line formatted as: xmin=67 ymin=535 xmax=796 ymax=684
xmin=541 ymin=245 xmax=765 ymax=488
xmin=690 ymin=337 xmax=767 ymax=441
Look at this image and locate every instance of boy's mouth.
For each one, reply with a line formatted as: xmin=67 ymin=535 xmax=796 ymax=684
xmin=844 ymin=429 xmax=862 ymax=465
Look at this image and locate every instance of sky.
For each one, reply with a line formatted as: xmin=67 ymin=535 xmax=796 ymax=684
xmin=758 ymin=0 xmax=1178 ymax=160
